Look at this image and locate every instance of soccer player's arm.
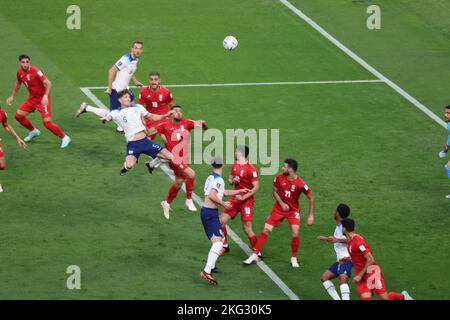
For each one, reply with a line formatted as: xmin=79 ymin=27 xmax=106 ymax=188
xmin=106 ymin=57 xmax=124 ymax=95
xmin=131 ymin=75 xmax=143 ymax=87
xmin=167 ymin=91 xmax=174 ymax=108
xmin=273 ymin=180 xmax=289 ymax=211
xmin=145 ymin=109 xmax=175 ymax=121
xmin=354 ymin=249 xmax=376 ymax=283
xmin=303 ymin=185 xmax=315 ymax=226
xmin=3 ymin=121 xmax=27 ymax=149
xmin=193 ymin=119 xmax=208 ymax=130
xmin=6 ymin=74 xmax=22 ymax=106
xmin=224 ymin=188 xmax=249 ymax=196
xmin=38 ymin=70 xmax=51 ymax=106
xmin=439 ymin=135 xmax=449 ymax=158
xmin=240 ymin=171 xmax=260 ymax=201
xmin=138 ymin=91 xmax=146 ymax=107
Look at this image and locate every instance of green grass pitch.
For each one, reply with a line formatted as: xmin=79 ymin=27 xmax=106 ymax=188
xmin=0 ymin=0 xmax=449 ymax=299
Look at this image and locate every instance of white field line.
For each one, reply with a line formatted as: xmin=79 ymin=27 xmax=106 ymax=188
xmin=279 ymin=0 xmax=447 ymax=129
xmin=79 ymin=87 xmax=300 ymax=300
xmin=82 ymin=79 xmax=383 ymax=90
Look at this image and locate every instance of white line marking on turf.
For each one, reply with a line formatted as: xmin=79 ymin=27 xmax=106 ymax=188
xmin=81 ymin=79 xmax=383 ymax=90
xmin=79 ymin=87 xmax=300 ymax=301
xmin=279 ymin=0 xmax=447 ymax=129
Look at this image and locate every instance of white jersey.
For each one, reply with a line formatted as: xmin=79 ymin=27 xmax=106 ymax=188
xmin=112 ymin=53 xmax=138 ymax=91
xmin=334 ymin=224 xmax=350 ymax=261
xmin=204 ymin=173 xmax=225 ymax=200
xmin=109 ymin=104 xmax=148 ymax=142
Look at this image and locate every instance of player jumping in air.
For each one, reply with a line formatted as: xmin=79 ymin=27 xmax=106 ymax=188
xmin=199 ymin=156 xmax=249 ymax=286
xmin=77 ymin=40 xmax=144 ymax=133
xmin=0 ymin=102 xmax=27 ymax=192
xmin=243 ymin=159 xmax=315 ymax=268
xmin=438 ymin=105 xmax=450 ymax=198
xmin=152 ymin=105 xmax=207 ymax=215
xmin=220 ymin=145 xmax=259 ymax=255
xmin=6 ymin=54 xmax=71 ymax=148
xmin=340 ymin=218 xmax=413 ymax=300
xmin=76 ymin=89 xmax=176 ymax=178
xmin=317 ymin=204 xmax=352 ymax=300
xmin=139 ymin=71 xmax=174 ymax=140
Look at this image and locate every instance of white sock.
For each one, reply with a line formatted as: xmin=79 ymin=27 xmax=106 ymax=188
xmin=150 ymin=157 xmax=162 ymax=168
xmin=86 ymin=105 xmax=108 ymax=118
xmin=323 ymin=280 xmax=341 ymax=300
xmin=204 ymin=241 xmax=223 ymax=274
xmin=340 ymin=283 xmax=350 ymax=300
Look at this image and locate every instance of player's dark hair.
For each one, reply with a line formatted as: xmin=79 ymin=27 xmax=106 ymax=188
xmin=132 ymin=40 xmax=144 ymax=47
xmin=237 ymin=145 xmax=249 ymax=158
xmin=149 ymin=71 xmax=160 ymax=78
xmin=211 ymin=156 xmax=224 ymax=169
xmin=170 ymin=105 xmax=182 ymax=110
xmin=284 ymin=158 xmax=298 ymax=172
xmin=446 ymin=105 xmax=450 ymax=110
xmin=336 ymin=204 xmax=350 ymax=219
xmin=18 ymin=54 xmax=30 ymax=61
xmin=117 ymin=89 xmax=131 ymax=99
xmin=341 ymin=218 xmax=355 ymax=232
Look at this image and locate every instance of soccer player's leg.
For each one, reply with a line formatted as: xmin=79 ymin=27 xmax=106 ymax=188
xmin=220 ymin=205 xmax=239 ymax=254
xmin=180 ymin=166 xmax=196 ymax=211
xmin=337 ymin=261 xmax=352 ymax=300
xmin=320 ymin=267 xmax=341 ymax=300
xmin=0 ymin=147 xmax=5 ymax=192
xmin=109 ymin=90 xmax=123 ymax=133
xmin=357 ymin=280 xmax=373 ymax=300
xmin=199 ymin=207 xmax=223 ymax=285
xmin=241 ymin=203 xmax=257 ymax=251
xmin=288 ymin=212 xmax=301 ymax=268
xmin=161 ymin=175 xmax=184 ymax=219
xmin=15 ymin=99 xmax=39 ymax=142
xmin=37 ymin=98 xmax=71 ymax=148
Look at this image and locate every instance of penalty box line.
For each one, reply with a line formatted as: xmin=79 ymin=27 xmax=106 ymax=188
xmin=79 ymin=87 xmax=301 ymax=301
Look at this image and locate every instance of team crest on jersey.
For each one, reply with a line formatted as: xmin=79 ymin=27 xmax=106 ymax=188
xmin=159 ymin=94 xmax=163 ymax=101
xmin=240 ymin=169 xmax=244 ymax=177
xmin=27 ymin=74 xmax=31 ymax=81
xmin=291 ymin=185 xmax=296 ymax=192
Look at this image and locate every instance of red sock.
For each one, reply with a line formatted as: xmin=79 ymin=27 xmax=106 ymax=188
xmin=222 ymin=225 xmax=228 ymax=246
xmin=291 ymin=236 xmax=300 ymax=257
xmin=166 ymin=183 xmax=181 ymax=204
xmin=15 ymin=113 xmax=34 ymax=131
xmin=254 ymin=232 xmax=269 ymax=254
xmin=388 ymin=292 xmax=405 ymax=300
xmin=248 ymin=235 xmax=257 ymax=249
xmin=185 ymin=177 xmax=194 ymax=199
xmin=44 ymin=121 xmax=65 ymax=138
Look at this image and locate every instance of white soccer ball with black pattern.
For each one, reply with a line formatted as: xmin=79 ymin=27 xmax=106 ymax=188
xmin=223 ymin=36 xmax=238 ymax=51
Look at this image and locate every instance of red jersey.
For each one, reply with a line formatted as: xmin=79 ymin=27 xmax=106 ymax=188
xmin=0 ymin=108 xmax=7 ymax=126
xmin=273 ymin=174 xmax=311 ymax=212
xmin=230 ymin=162 xmax=259 ymax=202
xmin=156 ymin=118 xmax=196 ymax=158
xmin=347 ymin=234 xmax=379 ymax=275
xmin=139 ymin=85 xmax=173 ymax=115
xmin=17 ymin=66 xmax=47 ymax=99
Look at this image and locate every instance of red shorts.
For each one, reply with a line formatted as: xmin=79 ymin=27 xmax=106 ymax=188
xmin=266 ymin=207 xmax=300 ymax=227
xmin=169 ymin=160 xmax=190 ymax=178
xmin=0 ymin=144 xmax=4 ymax=158
xmin=357 ymin=266 xmax=387 ymax=297
xmin=222 ymin=197 xmax=254 ymax=222
xmin=19 ymin=96 xmax=52 ymax=118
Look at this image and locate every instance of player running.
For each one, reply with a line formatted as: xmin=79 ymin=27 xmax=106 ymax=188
xmin=317 ymin=204 xmax=352 ymax=300
xmin=76 ymin=89 xmax=175 ymax=178
xmin=243 ymin=159 xmax=315 ymax=268
xmin=340 ymin=218 xmax=413 ymax=300
xmin=199 ymin=156 xmax=249 ymax=286
xmin=152 ymin=105 xmax=207 ymax=215
xmin=139 ymin=71 xmax=174 ymax=140
xmin=78 ymin=40 xmax=144 ymax=133
xmin=0 ymin=102 xmax=27 ymax=192
xmin=438 ymin=105 xmax=450 ymax=198
xmin=220 ymin=145 xmax=259 ymax=255
xmin=6 ymin=54 xmax=71 ymax=148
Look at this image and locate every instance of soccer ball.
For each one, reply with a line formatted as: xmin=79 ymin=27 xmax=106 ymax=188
xmin=223 ymin=36 xmax=238 ymax=51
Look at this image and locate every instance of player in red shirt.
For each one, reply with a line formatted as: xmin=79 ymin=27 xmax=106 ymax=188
xmin=6 ymin=55 xmax=71 ymax=148
xmin=149 ymin=105 xmax=207 ymax=217
xmin=219 ymin=145 xmax=259 ymax=254
xmin=0 ymin=102 xmax=27 ymax=192
xmin=243 ymin=159 xmax=315 ymax=267
xmin=341 ymin=218 xmax=413 ymax=300
xmin=138 ymin=71 xmax=174 ymax=140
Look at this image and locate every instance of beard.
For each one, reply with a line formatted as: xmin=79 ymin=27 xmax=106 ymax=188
xmin=283 ymin=171 xmax=289 ymax=176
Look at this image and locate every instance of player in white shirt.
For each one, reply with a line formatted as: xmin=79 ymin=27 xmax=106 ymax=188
xmin=317 ymin=204 xmax=352 ymax=300
xmin=77 ymin=40 xmax=144 ymax=132
xmin=76 ymin=89 xmax=175 ymax=175
xmin=199 ymin=157 xmax=249 ymax=286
